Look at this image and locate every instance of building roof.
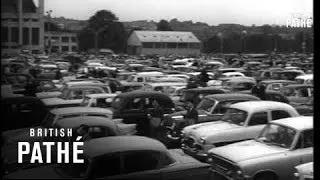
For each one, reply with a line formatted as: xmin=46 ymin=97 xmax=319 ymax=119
xmin=134 ymin=31 xmax=201 ymax=43
xmin=84 ymin=136 xmax=168 ymax=158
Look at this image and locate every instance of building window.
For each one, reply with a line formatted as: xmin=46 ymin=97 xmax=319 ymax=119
xmin=32 ymin=28 xmax=39 ymax=45
xmin=52 ymin=46 xmax=59 ymax=53
xmin=189 ymin=43 xmax=200 ymax=49
xmin=23 ymin=19 xmax=30 ymax=22
xmin=1 ymin=27 xmax=9 ymax=43
xmin=72 ymin=46 xmax=77 ymax=51
xmin=62 ymin=37 xmax=69 ymax=43
xmin=178 ymin=43 xmax=188 ymax=49
xmin=143 ymin=43 xmax=153 ymax=48
xmin=155 ymin=43 xmax=164 ymax=48
xmin=11 ymin=27 xmax=19 ymax=43
xmin=32 ymin=19 xmax=38 ymax=22
xmin=2 ymin=45 xmax=9 ymax=49
xmin=167 ymin=43 xmax=177 ymax=48
xmin=23 ymin=28 xmax=30 ymax=45
xmin=71 ymin=37 xmax=77 ymax=42
xmin=11 ymin=18 xmax=18 ymax=22
xmin=52 ymin=37 xmax=60 ymax=41
xmin=62 ymin=46 xmax=69 ymax=52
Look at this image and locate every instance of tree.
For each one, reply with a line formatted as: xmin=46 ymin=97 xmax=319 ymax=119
xmin=157 ymin=20 xmax=173 ymax=31
xmin=78 ymin=10 xmax=126 ymax=53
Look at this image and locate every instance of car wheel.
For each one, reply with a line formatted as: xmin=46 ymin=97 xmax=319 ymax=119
xmin=254 ymin=172 xmax=278 ymax=180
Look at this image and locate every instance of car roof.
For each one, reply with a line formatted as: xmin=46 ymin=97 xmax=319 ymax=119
xmin=116 ymin=90 xmax=171 ymax=98
xmin=84 ymin=136 xmax=168 ymax=158
xmin=185 ymin=86 xmax=230 ymax=93
xmin=56 ymin=116 xmax=117 ymax=129
xmin=85 ymin=93 xmax=118 ymax=98
xmin=205 ymin=93 xmax=260 ymax=101
xmin=261 ymin=80 xmax=296 ymax=84
xmin=50 ymin=107 xmax=112 ymax=115
xmin=283 ymin=84 xmax=313 ymax=88
xmin=272 ymin=116 xmax=313 ymax=131
xmin=231 ymin=101 xmax=295 ymax=113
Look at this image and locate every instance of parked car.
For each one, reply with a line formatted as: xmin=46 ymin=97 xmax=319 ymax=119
xmin=81 ymin=93 xmax=118 ymax=108
xmin=163 ymin=94 xmax=260 ymax=146
xmin=4 ymin=136 xmax=211 ymax=179
xmin=207 ymin=116 xmax=313 ymax=180
xmin=2 ymin=73 xmax=35 ymax=94
xmin=1 ymin=96 xmax=48 ymax=131
xmin=181 ymin=101 xmax=300 ymax=161
xmin=174 ymin=86 xmax=230 ymax=111
xmin=280 ymin=84 xmax=313 ymax=104
xmin=295 ymin=74 xmax=313 ymax=85
xmin=294 ymin=162 xmax=313 ymax=180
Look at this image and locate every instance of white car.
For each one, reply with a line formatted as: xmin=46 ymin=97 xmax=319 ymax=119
xmin=81 ymin=93 xmax=118 ymax=108
xmin=207 ymin=116 xmax=313 ymax=180
xmin=181 ymin=101 xmax=300 ymax=161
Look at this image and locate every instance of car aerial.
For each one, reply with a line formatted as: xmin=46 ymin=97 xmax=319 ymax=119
xmin=181 ymin=101 xmax=300 ymax=161
xmin=81 ymin=93 xmax=118 ymax=108
xmin=4 ymin=136 xmax=211 ymax=180
xmin=163 ymin=94 xmax=260 ymax=146
xmin=294 ymin=162 xmax=313 ymax=180
xmin=207 ymin=116 xmax=313 ymax=180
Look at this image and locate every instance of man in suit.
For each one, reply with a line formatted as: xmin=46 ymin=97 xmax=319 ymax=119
xmin=184 ymin=100 xmax=198 ymax=126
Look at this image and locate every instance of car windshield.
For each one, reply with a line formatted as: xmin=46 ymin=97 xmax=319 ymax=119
xmin=221 ymin=108 xmax=248 ymax=126
xmin=81 ymin=97 xmax=91 ymax=107
xmin=256 ymin=124 xmax=297 ymax=149
xmin=197 ymin=98 xmax=216 ymax=113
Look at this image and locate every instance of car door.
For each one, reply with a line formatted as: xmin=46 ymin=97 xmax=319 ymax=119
xmin=242 ymin=111 xmax=269 ymax=140
xmin=282 ymin=130 xmax=313 ymax=179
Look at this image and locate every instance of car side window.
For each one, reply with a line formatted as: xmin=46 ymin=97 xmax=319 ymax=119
xmin=271 ymin=110 xmax=291 ymax=120
xmin=248 ymin=112 xmax=268 ymax=126
xmin=295 ymin=130 xmax=313 ymax=149
xmin=123 ymin=151 xmax=160 ymax=174
xmin=90 ymin=154 xmax=122 ymax=178
xmin=127 ymin=98 xmax=145 ymax=109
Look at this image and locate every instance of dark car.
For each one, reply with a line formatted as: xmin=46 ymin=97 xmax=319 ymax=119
xmin=5 ymin=136 xmax=210 ymax=180
xmin=1 ymin=96 xmax=48 ymax=131
xmin=162 ymin=93 xmax=260 ymax=147
xmin=111 ymin=91 xmax=175 ymax=135
xmin=175 ymin=86 xmax=230 ymax=111
xmin=2 ymin=73 xmax=35 ymax=94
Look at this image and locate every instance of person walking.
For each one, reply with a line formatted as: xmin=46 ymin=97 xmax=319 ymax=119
xmin=149 ymin=100 xmax=164 ymax=138
xmin=184 ymin=100 xmax=198 ymax=126
xmin=199 ymin=69 xmax=209 ymax=87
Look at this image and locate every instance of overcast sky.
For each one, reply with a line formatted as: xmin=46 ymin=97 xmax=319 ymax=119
xmin=42 ymin=0 xmax=313 ymax=26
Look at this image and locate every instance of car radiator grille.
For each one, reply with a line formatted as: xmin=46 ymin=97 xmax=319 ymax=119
xmin=211 ymin=155 xmax=236 ymax=177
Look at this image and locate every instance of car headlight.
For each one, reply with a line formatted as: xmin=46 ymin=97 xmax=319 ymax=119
xmin=200 ymin=137 xmax=206 ymax=144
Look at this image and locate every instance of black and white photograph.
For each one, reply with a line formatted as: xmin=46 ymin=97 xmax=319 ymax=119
xmin=1 ymin=0 xmax=313 ymax=179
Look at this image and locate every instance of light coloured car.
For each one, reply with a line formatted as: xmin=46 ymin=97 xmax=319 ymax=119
xmin=207 ymin=116 xmax=313 ymax=180
xmin=181 ymin=101 xmax=300 ymax=161
xmin=81 ymin=93 xmax=118 ymax=108
xmin=294 ymin=162 xmax=313 ymax=180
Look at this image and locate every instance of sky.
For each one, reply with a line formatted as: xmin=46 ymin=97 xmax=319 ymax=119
xmin=40 ymin=0 xmax=313 ymax=26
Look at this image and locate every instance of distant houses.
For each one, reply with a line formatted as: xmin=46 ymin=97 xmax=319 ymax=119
xmin=127 ymin=31 xmax=201 ymax=56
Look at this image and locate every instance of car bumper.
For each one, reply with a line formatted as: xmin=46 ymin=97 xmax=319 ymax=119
xmin=209 ymin=168 xmax=250 ymax=180
xmin=181 ymin=144 xmax=209 ymax=162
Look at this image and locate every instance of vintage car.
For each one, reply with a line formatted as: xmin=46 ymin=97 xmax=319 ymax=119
xmin=163 ymin=94 xmax=260 ymax=146
xmin=260 ymin=79 xmax=297 ymax=92
xmin=207 ymin=116 xmax=313 ymax=180
xmin=273 ymin=69 xmax=305 ymax=81
xmin=4 ymin=136 xmax=211 ymax=179
xmin=111 ymin=91 xmax=175 ymax=124
xmin=295 ymin=74 xmax=313 ymax=85
xmin=120 ymin=81 xmax=144 ymax=92
xmin=125 ymin=71 xmax=164 ymax=83
xmin=1 ymin=96 xmax=48 ymax=131
xmin=2 ymin=73 xmax=35 ymax=94
xmin=174 ymin=86 xmax=231 ymax=111
xmin=41 ymin=107 xmax=115 ymax=127
xmin=181 ymin=101 xmax=300 ymax=161
xmin=1 ymin=116 xmax=136 ymax=174
xmin=294 ymin=162 xmax=313 ymax=180
xmin=81 ymin=93 xmax=118 ymax=108
xmin=280 ymin=84 xmax=313 ymax=104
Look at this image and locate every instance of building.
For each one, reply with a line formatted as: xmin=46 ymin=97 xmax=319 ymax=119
xmin=44 ymin=31 xmax=78 ymax=54
xmin=1 ymin=0 xmax=45 ymax=55
xmin=127 ymin=31 xmax=201 ymax=56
